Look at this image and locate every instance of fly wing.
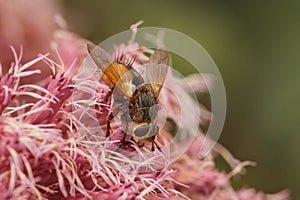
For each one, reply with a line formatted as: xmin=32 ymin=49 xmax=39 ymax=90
xmin=87 ymin=42 xmax=134 ymax=97
xmin=114 ymin=69 xmax=135 ymax=98
xmin=87 ymin=42 xmax=113 ymax=71
xmin=144 ymin=63 xmax=168 ymax=97
xmin=145 ymin=49 xmax=170 ymax=97
xmin=147 ymin=49 xmax=169 ymax=66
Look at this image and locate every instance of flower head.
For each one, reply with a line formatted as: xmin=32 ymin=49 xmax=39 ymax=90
xmin=0 ymin=5 xmax=290 ymax=199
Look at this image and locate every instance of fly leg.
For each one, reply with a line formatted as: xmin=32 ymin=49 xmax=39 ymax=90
xmin=97 ymin=87 xmax=114 ymax=137
xmin=106 ymin=112 xmax=114 ymax=137
xmin=106 ymin=103 xmax=124 ymax=137
xmin=138 ymin=142 xmax=145 ymax=148
xmin=100 ymin=87 xmax=114 ymax=103
xmin=120 ymin=123 xmax=128 ymax=145
xmin=116 ymin=123 xmax=130 ymax=151
xmin=150 ymin=140 xmax=161 ymax=152
xmin=120 ymin=111 xmax=131 ymax=145
xmin=114 ymin=101 xmax=130 ymax=146
xmin=153 ymin=140 xmax=162 ymax=152
xmin=151 ymin=141 xmax=155 ymax=151
xmin=148 ymin=136 xmax=162 ymax=152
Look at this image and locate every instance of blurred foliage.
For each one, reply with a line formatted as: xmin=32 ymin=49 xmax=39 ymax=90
xmin=62 ymin=0 xmax=300 ymax=198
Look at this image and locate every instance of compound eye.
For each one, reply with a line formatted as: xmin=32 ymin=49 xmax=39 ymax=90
xmin=134 ymin=125 xmax=150 ymax=138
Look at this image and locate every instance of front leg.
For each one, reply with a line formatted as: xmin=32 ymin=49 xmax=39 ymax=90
xmin=148 ymin=136 xmax=162 ymax=152
xmin=153 ymin=140 xmax=162 ymax=152
xmin=106 ymin=104 xmax=123 ymax=137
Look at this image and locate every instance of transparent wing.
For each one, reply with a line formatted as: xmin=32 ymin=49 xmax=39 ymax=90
xmin=147 ymin=49 xmax=170 ymax=66
xmin=103 ymin=62 xmax=130 ymax=85
xmin=115 ymin=70 xmax=136 ymax=98
xmin=144 ymin=63 xmax=168 ymax=97
xmin=145 ymin=49 xmax=169 ymax=96
xmin=87 ymin=42 xmax=113 ymax=71
xmin=87 ymin=42 xmax=135 ymax=97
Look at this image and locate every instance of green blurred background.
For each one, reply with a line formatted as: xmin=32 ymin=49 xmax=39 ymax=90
xmin=62 ymin=0 xmax=299 ymax=198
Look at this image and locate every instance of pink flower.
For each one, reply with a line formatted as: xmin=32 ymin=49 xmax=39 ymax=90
xmin=113 ymin=20 xmax=150 ymax=66
xmin=0 ymin=4 xmax=290 ymax=199
xmin=171 ymin=142 xmax=230 ymax=197
xmin=52 ymin=28 xmax=87 ymax=77
xmin=24 ymin=74 xmax=73 ymax=125
xmin=236 ymin=188 xmax=266 ymax=200
xmin=0 ymin=73 xmax=17 ymax=114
